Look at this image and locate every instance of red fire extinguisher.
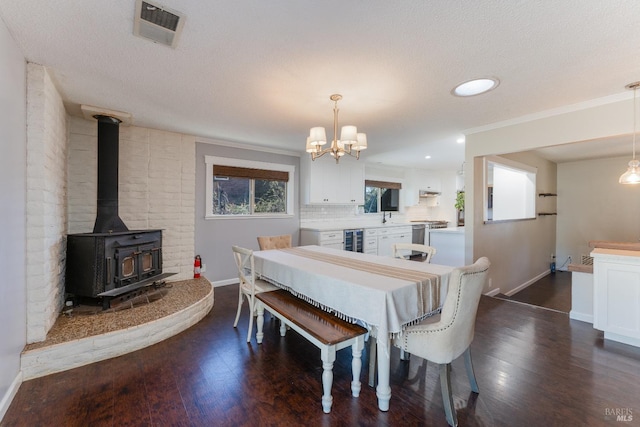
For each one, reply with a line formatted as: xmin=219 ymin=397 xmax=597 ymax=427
xmin=194 ymin=255 xmax=202 ymax=278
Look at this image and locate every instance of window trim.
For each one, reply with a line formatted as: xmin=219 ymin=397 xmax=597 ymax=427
xmin=483 ymin=155 xmax=537 ymax=223
xmin=205 ymin=156 xmax=295 ymax=219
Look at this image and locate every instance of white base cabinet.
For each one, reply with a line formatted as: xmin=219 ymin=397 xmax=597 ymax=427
xmin=592 ymin=248 xmax=640 ymax=347
xmin=300 ymin=229 xmax=344 ymax=250
xmin=364 ymin=228 xmax=379 ymax=255
xmin=428 ymin=229 xmax=465 ymax=267
xmin=300 ymin=225 xmax=412 ymax=256
xmin=374 ymin=226 xmax=412 ymax=258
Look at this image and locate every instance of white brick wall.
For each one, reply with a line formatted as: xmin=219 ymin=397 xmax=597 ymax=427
xmin=24 ymin=63 xmax=197 ymax=344
xmin=25 ymin=64 xmax=68 ymax=343
xmin=68 ymin=118 xmax=196 ymax=281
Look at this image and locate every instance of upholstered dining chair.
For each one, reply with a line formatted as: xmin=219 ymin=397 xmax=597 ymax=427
xmin=392 ymin=257 xmax=490 ymax=427
xmin=392 ymin=243 xmax=437 ymax=263
xmin=257 ymin=234 xmax=292 ymax=250
xmin=232 ymin=245 xmax=279 ymax=342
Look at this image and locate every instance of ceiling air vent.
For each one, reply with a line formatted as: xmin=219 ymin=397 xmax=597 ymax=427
xmin=133 ymin=0 xmax=185 ymax=48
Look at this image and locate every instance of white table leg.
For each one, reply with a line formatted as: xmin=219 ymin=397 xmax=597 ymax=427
xmin=351 ymin=336 xmax=364 ymax=397
xmin=256 ymin=301 xmax=265 ymax=344
xmin=376 ymin=335 xmax=391 ymax=411
xmin=320 ymin=346 xmax=336 ymax=413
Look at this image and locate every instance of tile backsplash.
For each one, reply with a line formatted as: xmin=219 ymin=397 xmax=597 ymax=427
xmin=300 ymin=204 xmax=407 ymax=226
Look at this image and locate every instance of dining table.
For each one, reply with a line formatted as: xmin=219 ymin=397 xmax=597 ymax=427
xmin=253 ymin=245 xmax=454 ymax=411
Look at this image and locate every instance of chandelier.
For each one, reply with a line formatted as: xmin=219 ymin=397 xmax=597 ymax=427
xmin=305 ymin=94 xmax=367 ymax=163
xmin=619 ymin=81 xmax=640 ymax=184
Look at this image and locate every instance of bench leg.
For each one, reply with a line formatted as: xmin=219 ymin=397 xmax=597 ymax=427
xmin=279 ymin=321 xmax=286 ymax=337
xmin=351 ymin=336 xmax=364 ymax=397
xmin=320 ymin=346 xmax=336 ymax=413
xmin=256 ymin=302 xmax=265 ymax=344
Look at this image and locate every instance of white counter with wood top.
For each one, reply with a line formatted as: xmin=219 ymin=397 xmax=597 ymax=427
xmin=591 ymin=247 xmax=640 ymax=348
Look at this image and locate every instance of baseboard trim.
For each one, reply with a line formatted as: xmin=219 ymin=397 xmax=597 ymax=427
xmin=484 ymin=288 xmax=501 ymax=297
xmin=0 ymin=371 xmax=22 ymax=423
xmin=212 ymin=278 xmax=238 ymax=287
xmin=569 ymin=311 xmax=593 ymax=324
xmin=504 ymin=270 xmax=550 ymax=297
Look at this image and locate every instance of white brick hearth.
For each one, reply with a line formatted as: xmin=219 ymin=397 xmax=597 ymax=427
xmin=21 ymin=281 xmax=214 ymax=380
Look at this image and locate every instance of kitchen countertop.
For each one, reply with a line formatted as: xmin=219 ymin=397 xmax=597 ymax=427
xmin=568 ymin=263 xmax=593 ymax=273
xmin=300 ymin=222 xmax=414 ymax=232
xmin=429 ymin=227 xmax=465 ymax=234
xmin=588 ymin=240 xmax=640 ymax=251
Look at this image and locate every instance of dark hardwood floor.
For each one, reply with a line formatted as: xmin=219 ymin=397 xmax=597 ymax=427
xmin=3 ymin=282 xmax=640 ymax=426
xmin=495 ymin=270 xmax=572 ymax=313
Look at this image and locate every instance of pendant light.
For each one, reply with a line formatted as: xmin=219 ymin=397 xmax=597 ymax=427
xmin=619 ymin=82 xmax=640 ymax=184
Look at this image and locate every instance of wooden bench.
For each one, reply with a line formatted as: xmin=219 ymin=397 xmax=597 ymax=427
xmin=255 ymin=289 xmax=368 ymax=413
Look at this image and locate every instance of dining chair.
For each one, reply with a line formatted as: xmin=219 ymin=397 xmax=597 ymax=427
xmin=392 ymin=243 xmax=437 ymax=263
xmin=392 ymin=257 xmax=490 ymax=427
xmin=232 ymin=245 xmax=279 ymax=342
xmin=257 ymin=234 xmax=292 ymax=250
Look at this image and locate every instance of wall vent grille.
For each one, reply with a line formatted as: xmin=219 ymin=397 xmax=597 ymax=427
xmin=581 ymin=255 xmax=594 ymax=265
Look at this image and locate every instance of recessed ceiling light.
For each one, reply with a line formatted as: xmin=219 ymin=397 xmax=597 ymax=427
xmin=456 ymin=137 xmax=465 ymax=144
xmin=452 ymin=78 xmax=500 ymax=97
xmin=425 ymin=155 xmax=431 ymax=159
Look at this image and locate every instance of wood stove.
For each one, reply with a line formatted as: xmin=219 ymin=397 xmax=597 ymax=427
xmin=65 ymin=114 xmax=172 ymax=307
xmin=66 ymin=230 xmax=163 ymax=300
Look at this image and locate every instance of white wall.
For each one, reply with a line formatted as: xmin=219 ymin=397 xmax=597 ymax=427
xmin=557 ymin=156 xmax=640 ymax=265
xmin=0 ymin=17 xmax=27 ymax=421
xmin=68 ymin=118 xmax=196 ymax=280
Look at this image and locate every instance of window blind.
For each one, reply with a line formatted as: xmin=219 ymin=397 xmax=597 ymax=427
xmin=213 ymin=165 xmax=289 ymax=182
xmin=365 ymin=180 xmax=402 ymax=189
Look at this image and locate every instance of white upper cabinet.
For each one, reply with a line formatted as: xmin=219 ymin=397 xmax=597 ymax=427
xmin=404 ymin=169 xmax=441 ymax=206
xmin=301 ymin=156 xmax=365 ymax=204
xmin=338 ymin=157 xmax=365 ymax=204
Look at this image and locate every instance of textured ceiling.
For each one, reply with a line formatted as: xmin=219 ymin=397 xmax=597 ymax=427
xmin=1 ymin=0 xmax=640 ymax=169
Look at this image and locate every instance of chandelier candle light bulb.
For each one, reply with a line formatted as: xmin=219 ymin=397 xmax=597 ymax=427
xmin=307 ymin=94 xmax=367 ymax=163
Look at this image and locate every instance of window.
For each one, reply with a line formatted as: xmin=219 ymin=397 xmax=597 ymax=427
xmin=483 ymin=156 xmax=536 ymax=222
xmin=363 ymin=180 xmax=401 ymax=213
xmin=205 ymin=156 xmax=295 ymax=218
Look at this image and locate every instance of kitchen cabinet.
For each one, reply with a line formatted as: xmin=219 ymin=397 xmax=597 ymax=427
xmin=374 ymin=226 xmax=412 ymax=257
xmin=364 ymin=228 xmax=378 ymax=254
xmin=300 ymin=229 xmax=344 ymax=250
xmin=301 ymin=156 xmax=364 ymax=204
xmin=429 ymin=228 xmax=464 ymax=267
xmin=404 ymin=169 xmax=442 ymax=206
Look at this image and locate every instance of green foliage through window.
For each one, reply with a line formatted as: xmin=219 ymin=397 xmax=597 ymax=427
xmin=364 ymin=187 xmax=379 ymax=213
xmin=213 ymin=177 xmax=287 ymax=215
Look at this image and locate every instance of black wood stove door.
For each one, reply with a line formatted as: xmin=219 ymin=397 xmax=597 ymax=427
xmin=114 ymin=243 xmax=162 ymax=288
xmin=115 ymin=246 xmax=140 ymax=287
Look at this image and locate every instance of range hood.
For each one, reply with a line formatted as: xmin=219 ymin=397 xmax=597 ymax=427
xmin=419 ymin=190 xmax=441 ymax=197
